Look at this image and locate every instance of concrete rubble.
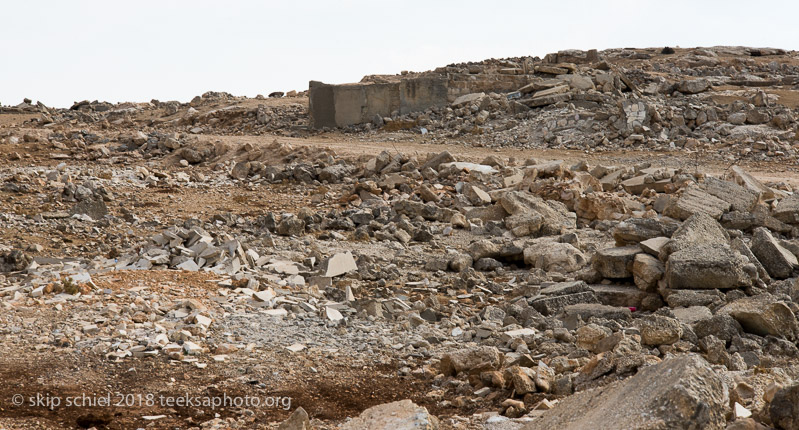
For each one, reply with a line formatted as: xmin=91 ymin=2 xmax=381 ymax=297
xmin=4 ymin=45 xmax=799 ymax=429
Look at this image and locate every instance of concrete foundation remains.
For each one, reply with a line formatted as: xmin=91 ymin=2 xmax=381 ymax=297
xmin=309 ymin=77 xmax=447 ymax=129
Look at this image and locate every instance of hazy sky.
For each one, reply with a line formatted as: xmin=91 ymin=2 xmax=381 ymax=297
xmin=2 ymin=0 xmax=797 ymax=108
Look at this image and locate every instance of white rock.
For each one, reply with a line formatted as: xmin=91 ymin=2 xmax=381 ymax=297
xmin=325 ymin=306 xmax=344 ymax=322
xmin=324 ymin=252 xmax=358 ymax=277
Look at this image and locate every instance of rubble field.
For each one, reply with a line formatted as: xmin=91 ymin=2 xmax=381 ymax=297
xmin=4 ymin=46 xmax=799 ymax=429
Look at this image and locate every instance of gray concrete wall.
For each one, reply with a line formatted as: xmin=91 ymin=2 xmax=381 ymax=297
xmin=400 ymin=77 xmax=448 ymax=114
xmin=309 ymin=77 xmax=447 ymax=129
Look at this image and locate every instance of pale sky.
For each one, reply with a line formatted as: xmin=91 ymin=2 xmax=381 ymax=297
xmin=2 ymin=0 xmax=797 ymax=108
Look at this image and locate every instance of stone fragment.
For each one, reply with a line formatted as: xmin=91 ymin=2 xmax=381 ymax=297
xmin=663 ymin=185 xmax=731 ymax=221
xmin=635 ymin=315 xmax=682 ymax=346
xmin=666 ymin=244 xmax=752 ymax=289
xmin=592 ymin=246 xmax=640 ymax=278
xmin=277 ymin=407 xmax=310 ymax=430
xmin=702 ymin=177 xmax=758 ymax=213
xmin=340 ymin=399 xmax=439 ymax=430
xmin=500 ymin=191 xmax=576 ymax=235
xmin=773 ymin=194 xmax=799 ymax=225
xmin=750 ymin=227 xmax=797 ymax=279
xmin=770 ymin=384 xmax=799 ymax=430
xmin=523 ymin=242 xmax=587 ymax=273
xmin=323 ymin=252 xmax=358 ymax=277
xmin=677 ymin=78 xmax=711 ymax=94
xmin=612 ymin=218 xmax=677 ymax=245
xmin=521 ymin=355 xmax=727 ymax=430
xmin=632 ymin=253 xmax=664 ymax=292
xmin=719 ymin=294 xmax=799 ymax=340
xmin=439 ymin=346 xmax=502 ymax=376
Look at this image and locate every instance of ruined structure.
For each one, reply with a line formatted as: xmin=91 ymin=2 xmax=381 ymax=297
xmin=308 ymin=77 xmax=448 ymax=128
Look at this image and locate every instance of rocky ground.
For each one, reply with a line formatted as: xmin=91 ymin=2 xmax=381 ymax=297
xmin=3 ymin=46 xmax=799 ymax=429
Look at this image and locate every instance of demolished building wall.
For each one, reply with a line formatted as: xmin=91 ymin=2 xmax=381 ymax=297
xmin=309 ymin=77 xmax=447 ymax=128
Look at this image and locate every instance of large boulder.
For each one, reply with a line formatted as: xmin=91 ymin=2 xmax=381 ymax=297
xmin=522 ymin=354 xmax=728 ymax=430
xmin=500 ymin=191 xmax=576 ymax=236
xmin=665 ymin=244 xmax=753 ymax=289
xmin=523 ymin=241 xmax=588 ymax=273
xmin=340 ymin=399 xmax=438 ymax=430
xmin=612 ymin=217 xmax=679 ymax=245
xmin=750 ymin=227 xmax=798 ymax=279
xmin=593 ymin=246 xmax=640 ymax=278
xmin=439 ymin=346 xmax=502 ymax=376
xmin=718 ymin=294 xmax=799 ymax=340
xmin=663 ymin=185 xmax=731 ymax=221
xmin=661 ymin=213 xmax=730 ymax=258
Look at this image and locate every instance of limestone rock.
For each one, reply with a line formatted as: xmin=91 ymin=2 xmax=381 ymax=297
xmin=340 ymin=399 xmax=438 ymax=430
xmin=751 ymin=227 xmax=798 ymax=279
xmin=439 ymin=346 xmax=502 ymax=376
xmin=664 ymin=185 xmax=731 ymax=221
xmin=632 ymin=253 xmax=664 ymax=292
xmin=718 ymin=294 xmax=799 ymax=340
xmin=500 ymin=191 xmax=576 ymax=236
xmin=523 ymin=241 xmax=588 ymax=273
xmin=522 ymin=354 xmax=728 ymax=430
xmin=635 ymin=315 xmax=683 ymax=346
xmin=665 ymin=244 xmax=753 ymax=289
xmin=592 ymin=246 xmax=640 ymax=278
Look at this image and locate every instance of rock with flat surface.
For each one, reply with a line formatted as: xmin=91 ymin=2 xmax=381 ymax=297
xmin=719 ymin=294 xmax=798 ymax=340
xmin=730 ymin=166 xmax=774 ymax=200
xmin=592 ymin=246 xmax=640 ymax=278
xmin=663 ymin=185 xmax=731 ymax=221
xmin=323 ymin=252 xmax=358 ymax=277
xmin=702 ymin=177 xmax=758 ymax=213
xmin=750 ymin=227 xmax=797 ymax=279
xmin=677 ymin=78 xmax=711 ymax=94
xmin=523 ymin=241 xmax=587 ymax=273
xmin=500 ymin=191 xmax=576 ymax=235
xmin=522 ymin=354 xmax=727 ymax=430
xmin=666 ymin=244 xmax=752 ymax=289
xmin=640 ymin=236 xmax=670 ymax=256
xmin=632 ymin=253 xmax=664 ymax=292
xmin=612 ymin=217 xmax=678 ymax=245
xmin=774 ymin=194 xmax=799 ymax=225
xmin=661 ymin=213 xmax=730 ymax=258
xmin=439 ymin=346 xmax=502 ymax=376
xmin=340 ymin=399 xmax=438 ymax=430
xmin=562 ymin=303 xmax=632 ymax=322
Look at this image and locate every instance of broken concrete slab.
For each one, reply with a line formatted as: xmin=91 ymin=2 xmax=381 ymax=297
xmin=773 ymin=194 xmax=799 ymax=225
xmin=729 ymin=166 xmax=775 ymax=201
xmin=592 ymin=246 xmax=640 ymax=278
xmin=522 ymin=355 xmax=726 ymax=430
xmin=340 ymin=399 xmax=439 ymax=430
xmin=663 ymin=185 xmax=731 ymax=221
xmin=612 ymin=218 xmax=678 ymax=245
xmin=719 ymin=294 xmax=799 ymax=340
xmin=665 ymin=244 xmax=753 ymax=289
xmin=702 ymin=176 xmax=758 ymax=213
xmin=323 ymin=252 xmax=358 ymax=277
xmin=750 ymin=227 xmax=798 ymax=279
xmin=500 ymin=191 xmax=576 ymax=235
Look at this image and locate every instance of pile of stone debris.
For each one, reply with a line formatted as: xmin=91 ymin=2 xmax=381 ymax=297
xmin=360 ymin=46 xmax=799 ymax=162
xmin=4 ymin=142 xmax=799 ymax=428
